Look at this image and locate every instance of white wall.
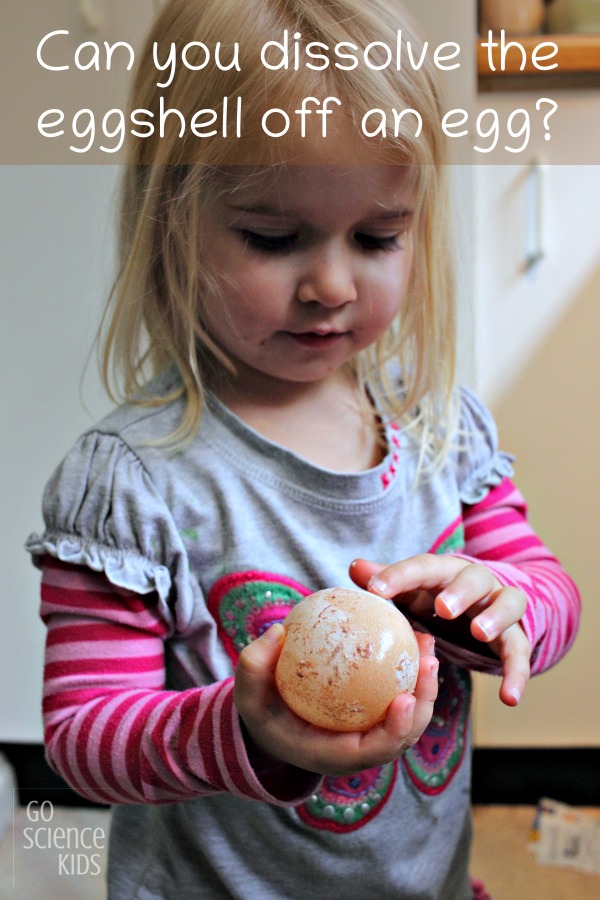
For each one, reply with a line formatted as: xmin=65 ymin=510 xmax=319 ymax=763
xmin=1 ymin=1 xmax=160 ymax=742
xmin=0 ymin=167 xmax=118 ymax=740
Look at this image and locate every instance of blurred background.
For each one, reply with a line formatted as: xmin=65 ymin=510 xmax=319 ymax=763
xmin=1 ymin=0 xmax=599 ymax=895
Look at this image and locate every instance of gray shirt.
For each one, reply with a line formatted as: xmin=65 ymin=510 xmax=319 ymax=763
xmin=28 ymin=370 xmax=513 ymax=899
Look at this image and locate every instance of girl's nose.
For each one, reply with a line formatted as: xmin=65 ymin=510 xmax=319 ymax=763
xmin=296 ymin=245 xmax=359 ymax=308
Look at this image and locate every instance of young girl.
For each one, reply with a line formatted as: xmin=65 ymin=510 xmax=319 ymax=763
xmin=27 ymin=0 xmax=580 ymax=897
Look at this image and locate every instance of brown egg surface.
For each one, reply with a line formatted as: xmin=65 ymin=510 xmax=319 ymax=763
xmin=275 ymin=587 xmax=419 ymax=732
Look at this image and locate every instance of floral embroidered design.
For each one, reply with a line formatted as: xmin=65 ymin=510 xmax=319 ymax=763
xmin=207 ymin=570 xmax=398 ymax=832
xmin=207 ymin=571 xmax=311 ymax=664
xmin=297 ymin=762 xmax=398 ymax=832
xmin=429 ymin=516 xmax=464 ymax=555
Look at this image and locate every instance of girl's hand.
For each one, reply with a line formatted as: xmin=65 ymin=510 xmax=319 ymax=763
xmin=350 ymin=555 xmax=531 ymax=708
xmin=233 ymin=624 xmax=438 ymax=777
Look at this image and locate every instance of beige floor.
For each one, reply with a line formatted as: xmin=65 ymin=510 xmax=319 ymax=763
xmin=0 ymin=805 xmax=598 ymax=898
xmin=470 ymin=806 xmax=600 ymax=900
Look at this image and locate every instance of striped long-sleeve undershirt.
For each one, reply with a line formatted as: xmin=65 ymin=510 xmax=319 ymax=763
xmin=459 ymin=478 xmax=580 ymax=673
xmin=39 ymin=477 xmax=580 ymax=806
xmin=41 ymin=556 xmax=317 ymax=807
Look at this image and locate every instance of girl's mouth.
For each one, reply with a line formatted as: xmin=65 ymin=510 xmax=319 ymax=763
xmin=286 ymin=331 xmax=348 ymax=349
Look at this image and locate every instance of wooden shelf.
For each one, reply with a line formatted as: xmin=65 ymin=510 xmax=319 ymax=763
xmin=477 ymin=33 xmax=600 ymax=90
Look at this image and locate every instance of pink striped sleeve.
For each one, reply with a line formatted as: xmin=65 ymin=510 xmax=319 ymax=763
xmin=459 ymin=478 xmax=580 ymax=674
xmin=40 ymin=556 xmax=319 ymax=806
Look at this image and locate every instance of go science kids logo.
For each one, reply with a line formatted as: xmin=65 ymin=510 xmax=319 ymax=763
xmin=22 ymin=800 xmax=105 ymax=876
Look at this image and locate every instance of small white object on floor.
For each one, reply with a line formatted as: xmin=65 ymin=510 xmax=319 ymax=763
xmin=529 ymin=798 xmax=600 ymax=874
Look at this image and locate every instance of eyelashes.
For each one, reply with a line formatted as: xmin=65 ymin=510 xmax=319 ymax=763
xmin=240 ymin=232 xmax=297 ymax=253
xmin=239 ymin=230 xmax=407 ymax=255
xmin=355 ymin=233 xmax=402 ymax=253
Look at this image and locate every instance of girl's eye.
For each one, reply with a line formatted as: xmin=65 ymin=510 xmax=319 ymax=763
xmin=240 ymin=231 xmax=297 ymax=253
xmin=238 ymin=224 xmax=410 ymax=254
xmin=355 ymin=233 xmax=401 ymax=252
xmin=356 ymin=213 xmax=413 ymax=252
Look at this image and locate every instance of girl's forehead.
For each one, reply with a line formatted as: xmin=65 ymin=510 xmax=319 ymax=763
xmin=210 ymin=164 xmax=417 ymax=211
xmin=203 ymin=110 xmax=415 ymax=168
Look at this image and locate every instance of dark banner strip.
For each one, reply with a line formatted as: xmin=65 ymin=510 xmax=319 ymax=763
xmin=2 ymin=743 xmax=598 ymax=807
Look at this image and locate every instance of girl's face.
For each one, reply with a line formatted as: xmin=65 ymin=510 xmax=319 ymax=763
xmin=199 ymin=164 xmax=415 ymax=395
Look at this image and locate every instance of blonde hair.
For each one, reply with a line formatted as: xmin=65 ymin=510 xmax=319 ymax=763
xmin=100 ymin=0 xmax=458 ymax=466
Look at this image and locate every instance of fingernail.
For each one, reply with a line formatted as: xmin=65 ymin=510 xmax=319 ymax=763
xmin=403 ymin=696 xmax=416 ymax=718
xmin=368 ymin=577 xmax=388 ymax=595
xmin=429 ymin=659 xmax=439 ymax=678
xmin=439 ymin=592 xmax=460 ymax=617
xmin=477 ymin=616 xmax=496 ymax=640
xmin=265 ymin=623 xmax=285 ymax=643
xmin=510 ymin=687 xmax=522 ymax=705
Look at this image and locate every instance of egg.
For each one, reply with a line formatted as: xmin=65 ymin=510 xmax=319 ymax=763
xmin=274 ymin=587 xmax=419 ymax=732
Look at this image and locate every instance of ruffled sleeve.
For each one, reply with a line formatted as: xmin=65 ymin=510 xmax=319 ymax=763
xmin=454 ymin=386 xmax=515 ymax=505
xmin=28 ymin=435 xmax=322 ymax=808
xmin=25 ymin=430 xmax=186 ymax=629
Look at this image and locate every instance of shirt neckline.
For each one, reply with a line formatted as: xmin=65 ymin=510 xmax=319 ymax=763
xmin=202 ymin=390 xmax=406 ymax=509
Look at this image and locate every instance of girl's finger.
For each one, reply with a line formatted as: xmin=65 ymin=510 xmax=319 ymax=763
xmin=377 ymin=642 xmax=438 ymax=743
xmin=413 ymin=632 xmax=439 ymax=704
xmin=393 ymin=657 xmax=438 ymax=731
xmin=356 ymin=670 xmax=437 ymax=767
xmin=470 ymin=587 xmax=528 ymax=643
xmin=233 ymin=624 xmax=285 ymax=712
xmin=236 ymin=623 xmax=285 ymax=676
xmin=356 ymin=554 xmax=471 ymax=601
xmin=497 ymin=623 xmax=531 ymax=707
xmin=349 ymin=557 xmax=387 ymax=590
xmin=434 ymin=563 xmax=499 ymax=619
